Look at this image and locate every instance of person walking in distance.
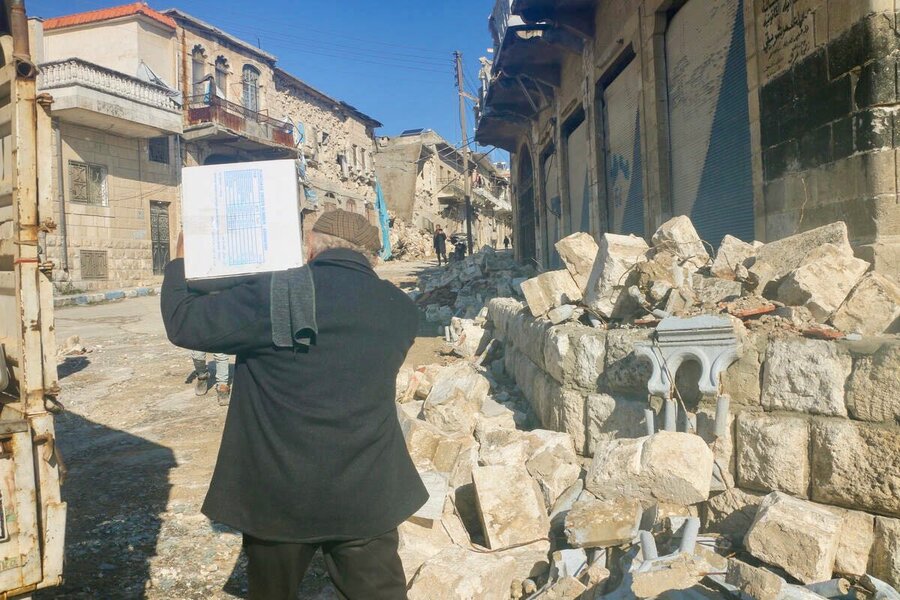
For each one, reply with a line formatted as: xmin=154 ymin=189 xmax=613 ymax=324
xmin=503 ymin=235 xmax=511 ymax=250
xmin=190 ymin=351 xmax=231 ymax=405
xmin=161 ymin=210 xmax=426 ymax=599
xmin=433 ymin=225 xmax=448 ymax=266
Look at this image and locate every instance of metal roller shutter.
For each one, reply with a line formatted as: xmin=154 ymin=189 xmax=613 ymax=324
xmin=603 ymin=56 xmax=645 ymax=236
xmin=565 ymin=116 xmax=591 ymax=235
xmin=665 ymin=0 xmax=754 ymax=247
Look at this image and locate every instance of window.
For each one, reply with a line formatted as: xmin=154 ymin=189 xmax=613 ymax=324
xmin=242 ymin=64 xmax=260 ymax=112
xmin=69 ymin=161 xmax=108 ymax=206
xmin=148 ymin=137 xmax=169 ymax=164
xmin=80 ymin=250 xmax=108 ymax=280
xmin=215 ymin=56 xmax=229 ymax=99
xmin=191 ymin=45 xmax=207 ymax=96
xmin=337 ymin=154 xmax=349 ymax=179
xmin=360 ymin=148 xmax=368 ymax=171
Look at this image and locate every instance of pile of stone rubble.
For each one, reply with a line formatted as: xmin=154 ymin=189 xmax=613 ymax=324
xmin=388 ymin=215 xmax=437 ymax=261
xmin=519 ymin=216 xmax=898 ymax=337
xmin=394 ymin=216 xmax=899 ymax=599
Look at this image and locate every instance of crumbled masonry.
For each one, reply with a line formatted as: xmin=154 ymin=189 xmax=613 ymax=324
xmin=393 ymin=216 xmax=899 ymax=599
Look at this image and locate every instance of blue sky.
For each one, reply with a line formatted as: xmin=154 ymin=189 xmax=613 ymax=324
xmin=30 ymin=0 xmax=506 ymax=162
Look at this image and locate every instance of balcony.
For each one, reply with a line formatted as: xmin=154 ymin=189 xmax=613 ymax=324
xmin=38 ymin=58 xmax=183 ymax=136
xmin=185 ymin=95 xmax=296 ymax=153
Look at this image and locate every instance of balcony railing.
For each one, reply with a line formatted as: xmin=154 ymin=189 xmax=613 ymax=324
xmin=490 ymin=0 xmax=525 ymax=55
xmin=38 ymin=58 xmax=181 ymax=113
xmin=187 ymin=94 xmax=295 ymax=148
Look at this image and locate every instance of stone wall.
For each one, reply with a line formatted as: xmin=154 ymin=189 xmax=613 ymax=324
xmin=46 ymin=122 xmax=181 ymax=292
xmin=487 ymin=296 xmax=900 ymax=585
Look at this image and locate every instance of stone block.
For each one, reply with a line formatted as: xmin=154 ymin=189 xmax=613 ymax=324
xmin=831 ymin=272 xmax=900 ymax=335
xmin=810 ymin=418 xmax=900 ymax=517
xmin=555 ymin=231 xmax=599 ymax=292
xmin=703 ymin=488 xmax=765 ymax=545
xmin=631 ymin=554 xmax=716 ymax=598
xmin=749 ymin=222 xmax=851 ymax=296
xmin=603 ymin=328 xmax=653 ymax=394
xmin=400 ymin=415 xmax=446 ymax=471
xmin=524 ymin=429 xmax=578 ymax=464
xmin=777 ymin=243 xmax=870 ymax=321
xmin=563 ymin=498 xmax=641 ymax=548
xmin=651 ymin=215 xmax=709 ymax=269
xmin=543 ymin=325 xmax=578 ymax=385
xmin=761 ymin=338 xmax=852 ymax=417
xmin=423 ymin=362 xmax=490 ymax=435
xmin=584 ymin=233 xmax=649 ymax=318
xmin=542 ymin=577 xmax=588 ymax=600
xmin=472 ymin=465 xmax=550 ymax=550
xmin=744 ymin=491 xmax=842 ymax=584
xmin=487 ymin=298 xmax=523 ymax=340
xmin=547 ymin=304 xmax=577 ymax=325
xmin=726 ymin=559 xmax=785 ymax=600
xmin=711 ymin=235 xmax=761 ymax=280
xmin=871 ymin=516 xmax=900 ymax=589
xmin=831 ymin=508 xmax=875 ymax=577
xmin=846 ymin=341 xmax=900 ymax=423
xmin=407 ymin=547 xmax=517 ymax=600
xmin=736 ymin=412 xmax=810 ymax=496
xmin=585 ymin=432 xmax=714 ymax=506
xmin=720 ymin=331 xmax=764 ymax=406
xmin=696 ymin=403 xmax=736 ymax=491
xmin=520 ymin=270 xmax=582 ymax=317
xmin=691 ymin=275 xmax=744 ymax=305
xmin=496 ymin=540 xmax=552 ymax=585
xmin=526 ymin=446 xmax=581 ymax=509
xmin=398 ymin=519 xmax=455 ymax=583
xmin=585 ymin=393 xmax=648 ymax=456
xmin=551 ymin=548 xmax=588 ymax=579
xmin=507 ymin=311 xmax=552 ymax=369
xmin=478 ymin=427 xmax=529 ymax=467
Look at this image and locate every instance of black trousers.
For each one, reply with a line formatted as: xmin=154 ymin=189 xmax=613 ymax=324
xmin=243 ymin=529 xmax=407 ymax=600
xmin=436 ymin=248 xmax=447 ymax=265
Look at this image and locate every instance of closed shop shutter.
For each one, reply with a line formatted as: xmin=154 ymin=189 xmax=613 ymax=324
xmin=665 ymin=0 xmax=754 ymax=247
xmin=603 ymin=56 xmax=644 ymax=236
xmin=542 ymin=151 xmax=562 ymax=269
xmin=565 ymin=116 xmax=592 ymax=235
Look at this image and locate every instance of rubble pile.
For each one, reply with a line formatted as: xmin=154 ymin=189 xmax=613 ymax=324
xmin=394 ymin=215 xmax=900 ymax=599
xmin=517 ymin=216 xmax=898 ymax=338
xmin=414 ymin=247 xmax=535 ymax=324
xmin=389 ymin=214 xmax=436 ymax=261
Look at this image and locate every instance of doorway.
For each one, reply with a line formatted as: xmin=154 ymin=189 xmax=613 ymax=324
xmin=150 ymin=201 xmax=171 ymax=275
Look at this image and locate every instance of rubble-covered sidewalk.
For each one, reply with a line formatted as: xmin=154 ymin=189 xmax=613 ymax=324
xmin=393 ymin=217 xmax=900 ymax=599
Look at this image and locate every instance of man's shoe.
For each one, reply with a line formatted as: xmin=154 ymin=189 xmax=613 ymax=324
xmin=216 ymin=384 xmax=231 ymax=406
xmin=194 ymin=373 xmax=210 ymax=396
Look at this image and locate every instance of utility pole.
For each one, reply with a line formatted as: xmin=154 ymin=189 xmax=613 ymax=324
xmin=454 ymin=50 xmax=474 ymax=255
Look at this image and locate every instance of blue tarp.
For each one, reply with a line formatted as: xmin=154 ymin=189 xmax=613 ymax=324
xmin=375 ymin=180 xmax=392 ymax=260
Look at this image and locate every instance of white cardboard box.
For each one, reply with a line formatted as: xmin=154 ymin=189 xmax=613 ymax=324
xmin=181 ymin=159 xmax=304 ymax=280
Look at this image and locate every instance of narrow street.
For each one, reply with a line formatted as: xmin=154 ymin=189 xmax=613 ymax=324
xmin=38 ymin=261 xmax=439 ymax=599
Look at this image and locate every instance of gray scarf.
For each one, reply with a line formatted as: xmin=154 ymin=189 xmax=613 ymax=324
xmin=270 ymin=266 xmax=318 ymax=349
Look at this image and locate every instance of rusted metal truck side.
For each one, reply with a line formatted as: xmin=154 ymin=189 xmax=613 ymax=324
xmin=0 ymin=0 xmax=66 ymax=597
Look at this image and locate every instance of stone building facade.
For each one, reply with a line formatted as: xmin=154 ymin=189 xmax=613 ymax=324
xmin=35 ymin=4 xmax=183 ymax=292
xmin=375 ymin=130 xmax=513 ymax=248
xmin=477 ymin=0 xmax=899 ymax=279
xmin=31 ymin=2 xmax=383 ymax=292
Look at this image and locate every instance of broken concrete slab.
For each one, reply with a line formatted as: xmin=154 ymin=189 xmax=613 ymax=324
xmin=423 ymin=362 xmax=491 ymax=435
xmin=555 ymin=232 xmax=599 ymax=292
xmin=563 ymin=498 xmax=641 ymax=548
xmin=831 ymin=272 xmax=900 ymax=335
xmin=777 ymin=243 xmax=870 ymax=322
xmin=810 ymin=418 xmax=900 ymax=517
xmin=831 ymin=507 xmax=875 ymax=577
xmin=585 ymin=432 xmax=715 ymax=506
xmin=725 ymin=559 xmax=785 ymax=600
xmin=520 ymin=270 xmax=582 ymax=317
xmin=846 ymin=341 xmax=900 ymax=424
xmin=711 ymin=235 xmax=760 ymax=280
xmin=748 ymin=222 xmax=852 ymax=296
xmin=651 ymin=215 xmax=710 ymax=270
xmin=702 ymin=488 xmax=765 ymax=545
xmin=584 ymin=233 xmax=649 ymax=318
xmin=736 ymin=412 xmax=810 ymax=497
xmin=761 ymin=338 xmax=852 ymax=417
xmin=472 ymin=465 xmax=550 ymax=550
xmin=744 ymin=491 xmax=842 ymax=584
xmin=871 ymin=516 xmax=900 ymax=589
xmin=407 ymin=547 xmax=518 ymax=600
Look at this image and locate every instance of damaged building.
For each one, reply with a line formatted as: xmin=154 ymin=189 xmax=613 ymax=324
xmin=30 ymin=2 xmax=383 ymax=292
xmin=376 ymin=128 xmax=513 ymax=251
xmin=476 ymin=0 xmax=899 ymax=282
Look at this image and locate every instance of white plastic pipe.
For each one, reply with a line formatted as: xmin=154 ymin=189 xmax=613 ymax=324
xmin=715 ymin=394 xmax=731 ymax=438
xmin=678 ymin=518 xmax=701 ymax=554
xmin=644 ymin=409 xmax=655 ymax=436
xmin=640 ymin=531 xmax=658 ymax=560
xmin=663 ymin=399 xmax=677 ymax=432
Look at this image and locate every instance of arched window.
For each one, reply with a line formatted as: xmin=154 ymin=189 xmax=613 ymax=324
xmin=191 ymin=45 xmax=207 ymax=96
xmin=242 ymin=64 xmax=260 ymax=112
xmin=214 ymin=56 xmax=229 ymax=99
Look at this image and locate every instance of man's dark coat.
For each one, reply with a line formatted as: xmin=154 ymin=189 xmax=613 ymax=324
xmin=161 ymin=249 xmax=427 ymax=543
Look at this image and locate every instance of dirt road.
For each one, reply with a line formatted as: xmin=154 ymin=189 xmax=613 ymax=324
xmin=37 ymin=260 xmax=441 ymax=599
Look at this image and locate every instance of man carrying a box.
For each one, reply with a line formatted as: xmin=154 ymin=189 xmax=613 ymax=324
xmin=161 ymin=210 xmax=426 ymax=599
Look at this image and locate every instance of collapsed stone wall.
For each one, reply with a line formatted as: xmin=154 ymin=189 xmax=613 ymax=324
xmin=486 ymin=296 xmax=900 ymax=586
